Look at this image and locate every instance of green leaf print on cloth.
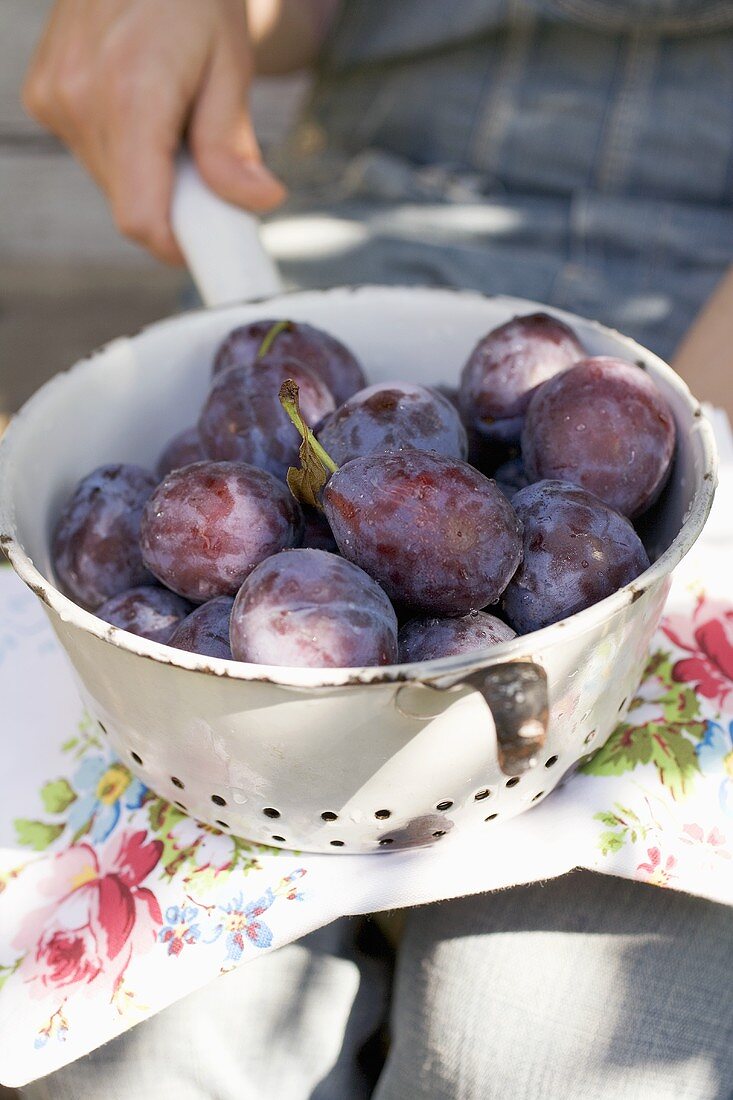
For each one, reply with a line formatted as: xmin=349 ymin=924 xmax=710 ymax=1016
xmin=13 ymin=820 xmax=65 ymax=851
xmin=583 ymin=648 xmax=706 ymax=799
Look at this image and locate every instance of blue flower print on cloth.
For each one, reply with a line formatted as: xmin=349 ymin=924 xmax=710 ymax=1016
xmin=66 ymin=755 xmax=147 ymax=843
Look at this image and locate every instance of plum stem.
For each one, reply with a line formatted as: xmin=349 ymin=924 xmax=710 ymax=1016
xmin=256 ymin=320 xmax=293 ymax=360
xmin=279 ymin=380 xmax=338 ymax=509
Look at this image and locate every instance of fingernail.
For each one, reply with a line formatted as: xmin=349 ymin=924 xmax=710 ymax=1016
xmin=240 ymin=160 xmax=284 ymax=192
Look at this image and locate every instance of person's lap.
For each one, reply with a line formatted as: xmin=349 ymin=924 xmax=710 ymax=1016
xmin=375 ymin=872 xmax=733 ymax=1100
xmin=21 ymin=871 xmax=733 ymax=1100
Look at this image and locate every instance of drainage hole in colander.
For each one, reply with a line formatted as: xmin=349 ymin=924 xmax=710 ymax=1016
xmin=544 ymin=756 xmax=559 ymax=769
xmin=375 ymin=809 xmax=391 ymax=820
xmin=171 ymin=776 xmax=184 ymax=789
xmin=215 ymin=820 xmax=229 ymax=829
xmin=98 ymin=722 xmax=107 ymax=735
xmin=211 ymin=794 xmax=227 ymax=807
xmin=485 ymin=813 xmax=499 ymax=821
xmin=321 ymin=811 xmax=338 ymax=822
xmin=174 ymin=801 xmax=187 ymax=811
xmin=532 ymin=791 xmax=545 ymax=802
xmin=436 ymin=800 xmax=453 ymax=812
xmin=379 ymin=838 xmax=394 ymax=846
xmin=584 ymin=729 xmax=597 ymax=745
xmin=474 ymin=789 xmax=491 ymax=801
xmin=432 ymin=830 xmax=446 ymax=838
xmin=505 ymin=777 xmax=520 ymax=788
xmin=330 ymin=840 xmax=345 ymax=847
xmin=271 ymin=835 xmax=286 ymax=843
xmin=263 ymin=807 xmax=280 ymax=819
xmin=131 ymin=752 xmax=143 ymax=766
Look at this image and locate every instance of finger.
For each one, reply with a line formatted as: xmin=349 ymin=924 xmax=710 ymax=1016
xmin=22 ymin=0 xmax=95 ymax=126
xmin=102 ymin=78 xmax=186 ymax=265
xmin=188 ymin=34 xmax=286 ymax=214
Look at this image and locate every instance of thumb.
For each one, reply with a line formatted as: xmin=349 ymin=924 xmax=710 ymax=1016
xmin=189 ymin=37 xmax=286 ymax=214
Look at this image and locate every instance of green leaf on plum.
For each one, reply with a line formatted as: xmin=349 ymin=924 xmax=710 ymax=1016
xmin=279 ymin=380 xmax=338 ymax=510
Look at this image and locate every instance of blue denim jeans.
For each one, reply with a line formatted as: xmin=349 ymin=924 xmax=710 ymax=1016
xmin=263 ymin=0 xmax=733 ymax=363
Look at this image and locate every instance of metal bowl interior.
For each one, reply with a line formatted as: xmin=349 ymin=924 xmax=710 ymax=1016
xmin=0 ymin=286 xmax=717 ymax=690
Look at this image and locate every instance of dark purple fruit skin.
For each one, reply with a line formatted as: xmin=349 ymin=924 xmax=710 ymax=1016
xmin=52 ymin=464 xmax=158 ymax=610
xmin=324 ymin=452 xmax=523 ymax=615
xmin=168 ymin=596 xmax=234 ymax=660
xmin=230 ymin=549 xmax=398 ymax=668
xmin=96 ymin=586 xmax=192 ymax=644
xmin=212 ymin=320 xmax=366 ymax=405
xmin=399 ymin=611 xmax=516 ymax=663
xmin=502 ymin=480 xmax=651 ymax=635
xmin=494 ymin=456 xmax=531 ymax=500
xmin=459 ymin=313 xmax=584 ymax=443
xmin=140 ymin=461 xmax=303 ymax=603
xmin=318 ymin=382 xmax=468 ymax=465
xmin=522 ymin=357 xmax=676 ymax=518
xmin=301 ymin=508 xmax=339 ymax=553
xmin=156 ymin=426 xmax=205 ymax=479
xmin=433 ymin=384 xmax=460 ymax=410
xmin=199 ymin=360 xmax=335 ymax=481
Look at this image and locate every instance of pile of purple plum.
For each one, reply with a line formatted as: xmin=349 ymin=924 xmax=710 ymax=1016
xmin=52 ymin=313 xmax=676 ymax=668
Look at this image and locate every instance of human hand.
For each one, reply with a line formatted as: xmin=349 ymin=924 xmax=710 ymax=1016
xmin=672 ymin=266 xmax=733 ymax=425
xmin=23 ymin=0 xmax=287 ymax=264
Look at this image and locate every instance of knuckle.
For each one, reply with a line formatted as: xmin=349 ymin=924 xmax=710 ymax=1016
xmin=54 ymin=69 xmax=91 ymax=120
xmin=107 ymin=65 xmax=148 ymax=112
xmin=22 ymin=71 xmax=52 ymax=120
xmin=113 ymin=204 xmax=149 ymax=244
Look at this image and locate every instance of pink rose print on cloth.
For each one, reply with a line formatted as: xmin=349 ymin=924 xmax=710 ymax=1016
xmin=662 ymin=596 xmax=733 ymax=709
xmin=636 ymin=847 xmax=677 ymax=886
xmin=680 ymin=824 xmax=731 ymax=860
xmin=12 ymin=830 xmax=162 ymax=1016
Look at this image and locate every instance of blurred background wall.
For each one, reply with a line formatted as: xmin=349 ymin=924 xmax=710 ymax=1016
xmin=0 ymin=1 xmax=308 ymax=431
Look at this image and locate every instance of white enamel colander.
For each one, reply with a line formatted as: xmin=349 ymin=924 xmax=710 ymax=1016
xmin=0 ymin=161 xmax=717 ymax=853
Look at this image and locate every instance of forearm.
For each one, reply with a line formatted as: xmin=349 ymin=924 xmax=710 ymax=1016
xmin=246 ymin=0 xmax=340 ymax=74
xmin=672 ymin=267 xmax=733 ymax=421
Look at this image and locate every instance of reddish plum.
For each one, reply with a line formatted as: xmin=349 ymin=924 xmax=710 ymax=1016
xmin=52 ymin=464 xmax=157 ymax=610
xmin=140 ymin=461 xmax=303 ymax=602
xmin=212 ymin=319 xmax=366 ymax=404
xmin=96 ymin=586 xmax=191 ymax=643
xmin=399 ymin=611 xmax=516 ymax=663
xmin=318 ymin=382 xmax=468 ymax=465
xmin=459 ymin=313 xmax=584 ymax=443
xmin=301 ymin=507 xmax=339 ymax=553
xmin=494 ymin=456 xmax=531 ymax=500
xmin=502 ymin=480 xmax=650 ymax=634
xmin=522 ymin=357 xmax=676 ymax=518
xmin=156 ymin=426 xmax=205 ymax=478
xmin=168 ymin=596 xmax=234 ymax=660
xmin=230 ymin=549 xmax=398 ymax=667
xmin=324 ymin=451 xmax=523 ymax=614
xmin=199 ymin=360 xmax=335 ymax=481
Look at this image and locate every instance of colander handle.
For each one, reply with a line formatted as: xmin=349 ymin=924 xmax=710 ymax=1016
xmin=446 ymin=660 xmax=548 ymax=776
xmin=171 ymin=154 xmax=283 ymax=307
